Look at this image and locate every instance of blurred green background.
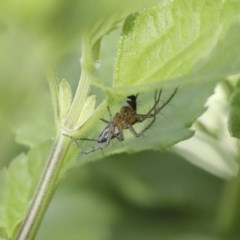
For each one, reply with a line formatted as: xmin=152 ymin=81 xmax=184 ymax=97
xmin=37 ymin=151 xmax=227 ymax=240
xmin=1 ymin=1 xmax=240 ymax=239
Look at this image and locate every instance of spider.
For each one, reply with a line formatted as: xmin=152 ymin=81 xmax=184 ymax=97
xmin=76 ymin=88 xmax=178 ymax=154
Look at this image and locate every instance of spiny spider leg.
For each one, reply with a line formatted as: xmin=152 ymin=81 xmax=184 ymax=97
xmin=127 ymin=123 xmax=141 ymax=137
xmin=127 ymin=87 xmax=178 ymax=137
xmin=123 ymin=110 xmax=157 ymax=138
xmin=144 ymin=87 xmax=177 ymax=117
xmin=82 ymin=121 xmax=124 ymax=154
xmin=81 ymin=123 xmax=114 ymax=154
xmin=64 ymin=133 xmax=108 ymax=154
xmin=145 ymin=89 xmax=162 ymax=115
xmin=132 ymin=89 xmax=162 ymax=122
xmin=154 ymin=87 xmax=178 ymax=115
xmin=82 ymin=138 xmax=110 ymax=154
xmin=107 ymin=106 xmax=112 ymax=119
xmin=79 ymin=137 xmax=99 ymax=142
xmin=100 ymin=106 xmax=113 ymax=123
xmin=66 ymin=135 xmax=100 ymax=154
xmin=65 ymin=134 xmax=82 ymax=148
xmin=100 ymin=118 xmax=110 ymax=124
xmin=66 ymin=135 xmax=98 ymax=153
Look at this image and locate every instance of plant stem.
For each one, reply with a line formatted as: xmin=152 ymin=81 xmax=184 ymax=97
xmin=15 ymin=34 xmax=96 ymax=240
xmin=65 ymin=36 xmax=94 ymax=130
xmin=216 ymin=156 xmax=240 ymax=238
xmin=15 ymin=134 xmax=72 ymax=240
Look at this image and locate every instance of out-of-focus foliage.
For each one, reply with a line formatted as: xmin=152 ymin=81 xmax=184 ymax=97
xmin=0 ymin=143 xmax=51 ymax=238
xmin=0 ymin=0 xmax=160 ymax=61
xmin=228 ymin=79 xmax=240 ymax=139
xmin=37 ymin=151 xmax=226 ymax=240
xmin=174 ymin=81 xmax=240 ymax=179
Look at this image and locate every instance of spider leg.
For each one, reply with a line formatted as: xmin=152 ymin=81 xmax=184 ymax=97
xmin=130 ymin=88 xmax=178 ymax=136
xmin=138 ymin=114 xmax=157 ymax=136
xmin=145 ymin=89 xmax=162 ymax=115
xmin=78 ymin=107 xmax=114 ymax=154
xmin=139 ymin=87 xmax=178 ymax=119
xmin=63 ymin=134 xmax=100 ymax=154
xmin=100 ymin=106 xmax=112 ymax=123
xmin=128 ymin=113 xmax=157 ymax=137
xmin=114 ymin=124 xmax=125 ymax=141
xmin=63 ymin=134 xmax=83 ymax=148
xmin=66 ymin=136 xmax=99 ymax=153
xmin=78 ymin=137 xmax=99 ymax=142
xmin=82 ymin=121 xmax=124 ymax=154
xmin=131 ymin=89 xmax=162 ymax=123
xmin=145 ymin=88 xmax=178 ymax=117
xmin=81 ymin=125 xmax=113 ymax=154
xmin=107 ymin=106 xmax=113 ymax=120
xmin=82 ymin=139 xmax=110 ymax=154
xmin=154 ymin=87 xmax=178 ymax=114
xmin=127 ymin=124 xmax=143 ymax=137
xmin=100 ymin=118 xmax=110 ymax=124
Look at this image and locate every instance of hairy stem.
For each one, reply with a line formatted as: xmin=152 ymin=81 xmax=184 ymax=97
xmin=15 ymin=34 xmax=97 ymax=240
xmin=64 ymin=36 xmax=95 ymax=130
xmin=15 ymin=134 xmax=72 ymax=240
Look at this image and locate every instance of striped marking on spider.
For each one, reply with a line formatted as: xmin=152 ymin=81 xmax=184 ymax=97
xmin=75 ymin=88 xmax=178 ymax=154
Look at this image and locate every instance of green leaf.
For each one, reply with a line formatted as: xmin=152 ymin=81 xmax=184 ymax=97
xmin=114 ymin=0 xmax=240 ymax=88
xmin=88 ymin=0 xmax=161 ymax=48
xmin=174 ymin=131 xmax=239 ymax=179
xmin=76 ymin=80 xmax=217 ymax=165
xmin=0 ymin=142 xmax=52 ymax=239
xmin=77 ymin=0 xmax=240 ymax=170
xmin=192 ymin=22 xmax=240 ymax=80
xmin=173 ymin=82 xmax=239 ymax=179
xmin=228 ymin=82 xmax=240 ymax=139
